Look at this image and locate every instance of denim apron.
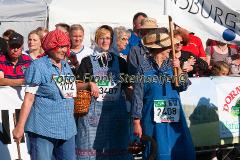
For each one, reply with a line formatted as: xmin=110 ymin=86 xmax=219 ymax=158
xmin=75 ymin=53 xmax=131 ymax=160
xmin=140 ymin=59 xmax=195 ymax=160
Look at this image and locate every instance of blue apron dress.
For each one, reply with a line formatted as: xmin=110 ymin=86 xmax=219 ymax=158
xmin=139 ymin=59 xmax=195 ymax=160
xmin=75 ymin=53 xmax=131 ymax=160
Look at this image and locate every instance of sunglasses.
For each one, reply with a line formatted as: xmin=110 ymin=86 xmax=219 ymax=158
xmin=176 ymin=41 xmax=184 ymax=46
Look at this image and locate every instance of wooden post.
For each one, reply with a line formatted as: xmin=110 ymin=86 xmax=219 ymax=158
xmin=13 ymin=113 xmax=21 ymax=160
xmin=168 ymin=16 xmax=179 ymax=86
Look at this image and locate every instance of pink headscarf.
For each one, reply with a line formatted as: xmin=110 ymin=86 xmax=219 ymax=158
xmin=42 ymin=29 xmax=70 ymax=57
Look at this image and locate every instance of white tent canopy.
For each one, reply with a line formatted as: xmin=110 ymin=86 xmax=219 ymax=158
xmin=0 ymin=0 xmax=47 ymax=21
xmin=0 ymin=0 xmax=48 ymax=49
xmin=0 ymin=0 xmax=239 ymax=49
xmin=47 ymin=0 xmax=165 ymax=46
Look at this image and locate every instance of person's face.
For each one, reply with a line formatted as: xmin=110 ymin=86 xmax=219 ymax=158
xmin=152 ymin=48 xmax=171 ymax=60
xmin=218 ymin=68 xmax=229 ymax=76
xmin=28 ymin=33 xmax=41 ymax=51
xmin=160 ymin=48 xmax=171 ymax=60
xmin=133 ymin=15 xmax=145 ymax=30
xmin=174 ymin=35 xmax=183 ymax=52
xmin=117 ymin=33 xmax=129 ymax=51
xmin=50 ymin=46 xmax=68 ymax=62
xmin=97 ymin=31 xmax=111 ymax=51
xmin=139 ymin=29 xmax=155 ymax=38
xmin=70 ymin=29 xmax=84 ymax=47
xmin=8 ymin=44 xmax=23 ymax=59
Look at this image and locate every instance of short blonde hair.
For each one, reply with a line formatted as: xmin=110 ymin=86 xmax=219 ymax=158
xmin=95 ymin=25 xmax=113 ymax=44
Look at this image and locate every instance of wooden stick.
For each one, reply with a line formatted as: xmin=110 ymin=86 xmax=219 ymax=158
xmin=13 ymin=113 xmax=21 ymax=160
xmin=168 ymin=16 xmax=179 ymax=86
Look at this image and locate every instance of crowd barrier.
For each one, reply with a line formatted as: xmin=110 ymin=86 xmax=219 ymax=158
xmin=0 ymin=76 xmax=240 ymax=159
xmin=180 ymin=76 xmax=240 ymax=149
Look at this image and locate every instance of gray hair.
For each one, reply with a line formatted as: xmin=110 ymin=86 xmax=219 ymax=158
xmin=113 ymin=26 xmax=131 ymax=40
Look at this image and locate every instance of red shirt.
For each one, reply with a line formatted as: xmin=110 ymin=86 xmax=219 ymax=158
xmin=0 ymin=54 xmax=32 ymax=79
xmin=182 ymin=34 xmax=206 ymax=58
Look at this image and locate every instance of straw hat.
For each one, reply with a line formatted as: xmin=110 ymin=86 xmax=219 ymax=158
xmin=142 ymin=30 xmax=179 ymax=49
xmin=139 ymin=17 xmax=158 ymax=29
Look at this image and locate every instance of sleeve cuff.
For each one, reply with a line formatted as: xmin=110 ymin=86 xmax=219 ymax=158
xmin=25 ymin=85 xmax=39 ymax=94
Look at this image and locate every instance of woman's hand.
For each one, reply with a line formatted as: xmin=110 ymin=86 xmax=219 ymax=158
xmin=133 ymin=119 xmax=142 ymax=138
xmin=182 ymin=61 xmax=194 ymax=72
xmin=12 ymin=125 xmax=24 ymax=143
xmin=89 ymin=82 xmax=99 ymax=98
xmin=12 ymin=92 xmax=35 ymax=143
xmin=187 ymin=57 xmax=196 ymax=66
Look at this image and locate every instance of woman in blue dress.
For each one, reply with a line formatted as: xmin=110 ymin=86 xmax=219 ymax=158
xmin=132 ymin=30 xmax=196 ymax=160
xmin=75 ymin=25 xmax=131 ymax=160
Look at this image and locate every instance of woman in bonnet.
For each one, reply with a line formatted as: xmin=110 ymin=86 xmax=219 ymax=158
xmin=75 ymin=25 xmax=131 ymax=160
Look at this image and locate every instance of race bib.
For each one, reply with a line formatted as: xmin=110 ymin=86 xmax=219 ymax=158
xmin=53 ymin=75 xmax=77 ymax=98
xmin=154 ymin=99 xmax=180 ymax=123
xmin=96 ymin=80 xmax=121 ymax=101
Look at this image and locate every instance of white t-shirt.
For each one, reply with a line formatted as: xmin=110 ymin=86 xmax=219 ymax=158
xmin=71 ymin=46 xmax=93 ymax=65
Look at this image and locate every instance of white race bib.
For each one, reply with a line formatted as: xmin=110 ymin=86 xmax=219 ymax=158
xmin=154 ymin=99 xmax=180 ymax=123
xmin=53 ymin=75 xmax=77 ymax=98
xmin=96 ymin=80 xmax=121 ymax=101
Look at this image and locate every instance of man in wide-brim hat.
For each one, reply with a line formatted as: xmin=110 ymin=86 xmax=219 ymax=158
xmin=141 ymin=30 xmax=179 ymax=49
xmin=127 ymin=17 xmax=160 ymax=75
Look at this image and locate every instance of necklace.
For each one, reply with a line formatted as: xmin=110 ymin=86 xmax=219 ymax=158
xmin=100 ymin=53 xmax=108 ymax=67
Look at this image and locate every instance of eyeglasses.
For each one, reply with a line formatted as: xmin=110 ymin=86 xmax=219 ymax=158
xmin=99 ymin=37 xmax=111 ymax=41
xmin=120 ymin=37 xmax=128 ymax=42
xmin=176 ymin=41 xmax=184 ymax=46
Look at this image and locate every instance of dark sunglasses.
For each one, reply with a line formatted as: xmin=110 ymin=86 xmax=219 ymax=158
xmin=176 ymin=41 xmax=184 ymax=46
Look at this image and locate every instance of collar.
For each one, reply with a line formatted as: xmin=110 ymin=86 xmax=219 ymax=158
xmin=139 ymin=43 xmax=149 ymax=55
xmin=70 ymin=45 xmax=85 ymax=54
xmin=44 ymin=55 xmax=67 ymax=68
xmin=5 ymin=54 xmax=25 ymax=65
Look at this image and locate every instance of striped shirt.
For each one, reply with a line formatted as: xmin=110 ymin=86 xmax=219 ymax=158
xmin=0 ymin=54 xmax=32 ymax=79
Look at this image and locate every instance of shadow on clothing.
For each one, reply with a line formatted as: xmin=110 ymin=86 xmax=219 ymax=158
xmin=93 ymin=98 xmax=131 ymax=160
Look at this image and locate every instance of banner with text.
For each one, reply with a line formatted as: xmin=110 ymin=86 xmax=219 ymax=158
xmin=217 ymin=82 xmax=240 ymax=138
xmin=166 ymin=0 xmax=240 ymax=43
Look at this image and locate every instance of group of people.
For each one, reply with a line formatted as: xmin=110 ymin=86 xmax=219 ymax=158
xmin=0 ymin=11 xmax=239 ymax=160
